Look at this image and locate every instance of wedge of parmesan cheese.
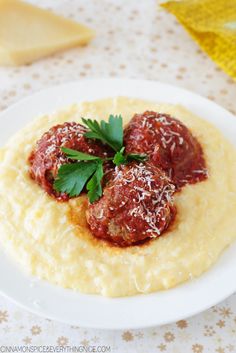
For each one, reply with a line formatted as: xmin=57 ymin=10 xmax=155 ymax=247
xmin=0 ymin=0 xmax=95 ymax=66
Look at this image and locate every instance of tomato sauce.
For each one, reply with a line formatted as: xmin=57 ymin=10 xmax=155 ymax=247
xmin=28 ymin=111 xmax=208 ymax=247
xmin=124 ymin=111 xmax=208 ymax=189
xmin=29 ymin=122 xmax=112 ymax=200
xmin=86 ymin=162 xmax=176 ymax=247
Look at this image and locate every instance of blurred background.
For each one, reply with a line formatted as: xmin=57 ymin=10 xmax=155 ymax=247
xmin=0 ymin=0 xmax=236 ymax=114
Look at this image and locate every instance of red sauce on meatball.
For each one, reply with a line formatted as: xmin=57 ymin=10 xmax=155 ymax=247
xmin=86 ymin=163 xmax=176 ymax=247
xmin=29 ymin=122 xmax=112 ymax=201
xmin=124 ymin=111 xmax=208 ymax=189
xmin=29 ymin=111 xmax=208 ymax=247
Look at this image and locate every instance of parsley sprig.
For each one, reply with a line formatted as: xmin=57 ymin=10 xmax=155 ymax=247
xmin=53 ymin=115 xmax=147 ymax=203
xmin=82 ymin=115 xmax=123 ymax=152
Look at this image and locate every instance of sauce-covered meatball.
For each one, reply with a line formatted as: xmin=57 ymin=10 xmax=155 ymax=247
xmin=29 ymin=122 xmax=111 ymax=200
xmin=124 ymin=111 xmax=208 ymax=188
xmin=86 ymin=162 xmax=176 ymax=247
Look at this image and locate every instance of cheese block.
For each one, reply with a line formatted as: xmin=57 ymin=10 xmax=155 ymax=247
xmin=0 ymin=0 xmax=95 ymax=66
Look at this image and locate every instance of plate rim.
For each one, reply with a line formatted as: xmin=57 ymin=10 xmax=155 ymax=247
xmin=0 ymin=78 xmax=235 ymax=330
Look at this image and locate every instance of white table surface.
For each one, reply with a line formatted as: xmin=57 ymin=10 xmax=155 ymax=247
xmin=0 ymin=0 xmax=235 ymax=351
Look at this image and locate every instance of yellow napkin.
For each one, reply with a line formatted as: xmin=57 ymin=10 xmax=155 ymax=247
xmin=161 ymin=0 xmax=236 ymax=80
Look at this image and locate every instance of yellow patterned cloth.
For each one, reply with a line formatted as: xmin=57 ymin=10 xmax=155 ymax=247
xmin=161 ymin=0 xmax=236 ymax=79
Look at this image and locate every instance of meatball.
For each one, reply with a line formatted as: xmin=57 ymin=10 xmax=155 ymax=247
xmin=86 ymin=162 xmax=176 ymax=247
xmin=29 ymin=122 xmax=112 ymax=200
xmin=124 ymin=111 xmax=208 ymax=188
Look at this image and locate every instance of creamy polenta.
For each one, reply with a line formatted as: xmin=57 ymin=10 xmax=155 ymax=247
xmin=0 ymin=97 xmax=236 ymax=297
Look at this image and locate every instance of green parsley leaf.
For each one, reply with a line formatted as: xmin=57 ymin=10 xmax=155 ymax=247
xmin=82 ymin=114 xmax=123 ymax=152
xmin=61 ymin=147 xmax=100 ymax=161
xmin=113 ymin=147 xmax=127 ymax=166
xmin=126 ymin=153 xmax=148 ymax=163
xmin=86 ymin=161 xmax=104 ymax=203
xmin=113 ymin=147 xmax=147 ymax=166
xmin=53 ymin=114 xmax=148 ymax=203
xmin=53 ymin=161 xmax=97 ymax=197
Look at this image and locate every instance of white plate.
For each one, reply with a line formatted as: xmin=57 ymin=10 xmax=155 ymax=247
xmin=0 ymin=79 xmax=236 ymax=330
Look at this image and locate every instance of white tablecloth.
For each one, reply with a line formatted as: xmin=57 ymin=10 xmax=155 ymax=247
xmin=0 ymin=1 xmax=235 ymax=351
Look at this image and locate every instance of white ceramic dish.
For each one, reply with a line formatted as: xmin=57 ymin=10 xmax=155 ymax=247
xmin=0 ymin=79 xmax=235 ymax=330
